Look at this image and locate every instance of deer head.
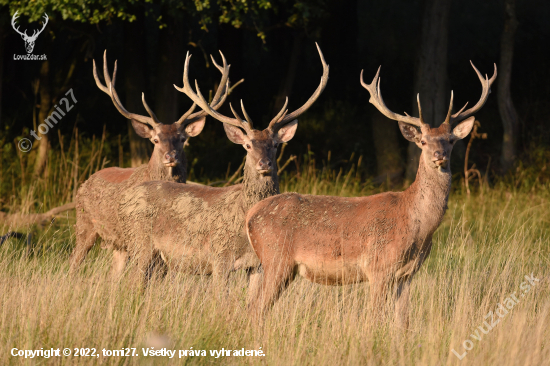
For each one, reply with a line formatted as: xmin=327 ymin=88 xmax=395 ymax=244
xmin=12 ymin=11 xmax=48 ymax=54
xmin=361 ymin=61 xmax=497 ymax=173
xmin=175 ymin=44 xmax=329 ymax=180
xmin=93 ymin=50 xmax=230 ymax=171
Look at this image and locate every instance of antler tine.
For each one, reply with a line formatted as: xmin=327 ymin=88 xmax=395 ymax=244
xmin=92 ymin=51 xmax=123 ymax=107
xmin=449 ymin=62 xmax=497 ymax=125
xmin=102 ymin=50 xmax=113 ymax=89
xmin=269 ymin=43 xmax=329 ymax=132
xmin=209 ymin=51 xmax=230 ymax=107
xmin=141 ymin=93 xmax=161 ymax=126
xmin=108 ymin=85 xmax=155 ymax=125
xmin=174 ymin=103 xmax=197 ymax=126
xmin=229 ymin=103 xmax=245 ymax=121
xmin=94 ymin=50 xmax=159 ymax=127
xmin=174 ymin=52 xmax=245 ymax=130
xmin=92 ymin=59 xmax=109 ymax=94
xmin=240 ymin=100 xmax=254 ymax=129
xmin=360 ymin=67 xmax=425 ymax=127
xmin=268 ymin=97 xmax=289 ymax=129
xmin=178 ymin=51 xmax=235 ymax=126
xmin=224 ymin=101 xmax=252 ymax=133
xmin=442 ymin=91 xmax=454 ymax=124
xmin=417 ymin=94 xmax=424 ymax=124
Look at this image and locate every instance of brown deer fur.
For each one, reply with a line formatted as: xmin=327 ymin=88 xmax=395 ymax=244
xmin=246 ymin=62 xmax=496 ymax=327
xmin=118 ymin=125 xmax=296 ymax=285
xmin=69 ymin=50 xmax=230 ymax=275
xmin=117 ymin=44 xmax=328 ymax=286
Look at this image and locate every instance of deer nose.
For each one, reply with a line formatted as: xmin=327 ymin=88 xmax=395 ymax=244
xmin=164 ymin=151 xmax=179 ymax=166
xmin=256 ymin=159 xmax=272 ymax=174
xmin=433 ymin=151 xmax=447 ymax=160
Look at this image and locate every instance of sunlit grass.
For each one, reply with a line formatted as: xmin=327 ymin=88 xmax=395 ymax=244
xmin=1 ymin=139 xmax=549 ymax=365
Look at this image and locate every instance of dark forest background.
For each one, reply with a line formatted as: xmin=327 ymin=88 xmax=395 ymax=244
xmin=0 ymin=0 xmax=548 ymax=186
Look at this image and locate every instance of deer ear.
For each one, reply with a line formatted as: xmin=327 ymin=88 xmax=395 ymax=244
xmin=183 ymin=117 xmax=206 ymax=137
xmin=131 ymin=119 xmax=154 ymax=138
xmin=275 ymin=120 xmax=298 ymax=143
xmin=452 ymin=116 xmax=475 ymax=140
xmin=398 ymin=121 xmax=422 ymax=143
xmin=223 ymin=123 xmax=248 ymax=145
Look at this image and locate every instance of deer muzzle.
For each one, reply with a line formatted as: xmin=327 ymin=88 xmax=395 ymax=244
xmin=163 ymin=152 xmax=179 ymax=167
xmin=256 ymin=159 xmax=273 ymax=175
xmin=432 ymin=151 xmax=449 ymax=168
xmin=432 ymin=157 xmax=449 ymax=170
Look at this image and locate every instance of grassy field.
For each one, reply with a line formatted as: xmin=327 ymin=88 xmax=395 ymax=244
xmin=0 ymin=138 xmax=549 ymax=365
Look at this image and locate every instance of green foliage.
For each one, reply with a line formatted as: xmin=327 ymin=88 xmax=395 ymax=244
xmin=2 ymin=0 xmax=328 ymax=38
xmin=189 ymin=0 xmax=327 ymax=40
xmin=1 ymin=0 xmax=147 ymax=23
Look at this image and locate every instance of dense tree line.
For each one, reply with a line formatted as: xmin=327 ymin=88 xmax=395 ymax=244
xmin=0 ymin=0 xmax=548 ymax=182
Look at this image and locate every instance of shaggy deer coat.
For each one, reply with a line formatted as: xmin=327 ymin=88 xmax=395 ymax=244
xmin=116 ymin=44 xmax=328 ymax=285
xmin=117 ymin=145 xmax=284 ymax=283
xmin=70 ymin=51 xmax=230 ymax=274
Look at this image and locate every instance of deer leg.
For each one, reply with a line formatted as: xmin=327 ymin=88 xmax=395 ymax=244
xmin=246 ymin=265 xmax=263 ymax=307
xmin=369 ymin=278 xmax=390 ymax=323
xmin=69 ymin=212 xmax=98 ymax=273
xmin=249 ymin=260 xmax=294 ymax=323
xmin=212 ymin=260 xmax=232 ymax=299
xmin=110 ymin=250 xmax=129 ymax=280
xmin=127 ymin=249 xmax=155 ymax=289
xmin=393 ymin=278 xmax=412 ymax=329
xmin=150 ymin=251 xmax=168 ymax=281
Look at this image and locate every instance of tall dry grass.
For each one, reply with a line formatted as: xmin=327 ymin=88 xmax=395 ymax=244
xmin=0 ymin=138 xmax=549 ymax=365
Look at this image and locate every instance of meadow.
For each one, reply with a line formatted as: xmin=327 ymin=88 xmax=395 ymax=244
xmin=0 ymin=135 xmax=549 ymax=365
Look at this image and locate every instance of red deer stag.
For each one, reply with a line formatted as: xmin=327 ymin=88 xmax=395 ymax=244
xmin=117 ymin=44 xmax=328 ymax=287
xmin=246 ymin=61 xmax=497 ymax=327
xmin=70 ymin=50 xmax=231 ymax=275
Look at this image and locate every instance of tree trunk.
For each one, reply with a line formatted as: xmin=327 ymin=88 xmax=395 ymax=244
xmin=371 ymin=113 xmax=403 ymax=181
xmin=124 ymin=20 xmax=150 ymax=167
xmin=406 ymin=0 xmax=452 ymax=181
xmin=33 ymin=60 xmax=52 ymax=177
xmin=155 ymin=16 xmax=183 ymax=123
xmin=272 ymin=32 xmax=304 ymax=115
xmin=498 ymin=0 xmax=519 ymax=172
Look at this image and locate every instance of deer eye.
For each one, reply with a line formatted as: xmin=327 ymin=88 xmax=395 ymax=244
xmin=245 ymin=144 xmax=251 ymax=149
xmin=154 ymin=139 xmax=159 ymax=144
xmin=421 ymin=141 xmax=426 ymax=146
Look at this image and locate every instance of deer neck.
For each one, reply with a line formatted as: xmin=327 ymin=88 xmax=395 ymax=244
xmin=405 ymin=153 xmax=452 ymax=238
xmin=240 ymin=161 xmax=279 ymax=212
xmin=146 ymin=151 xmax=187 ymax=183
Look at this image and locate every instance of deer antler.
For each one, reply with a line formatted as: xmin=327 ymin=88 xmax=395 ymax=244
xmin=174 ymin=52 xmax=254 ymax=134
xmin=176 ymin=44 xmax=328 ymax=134
xmin=443 ymin=62 xmax=497 ymax=125
xmin=174 ymin=51 xmax=231 ymax=127
xmin=93 ymin=50 xmax=160 ymax=127
xmin=268 ymin=43 xmax=329 ymax=132
xmin=360 ymin=67 xmax=426 ymax=127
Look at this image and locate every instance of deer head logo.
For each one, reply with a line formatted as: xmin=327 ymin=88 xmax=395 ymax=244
xmin=11 ymin=11 xmax=48 ymax=54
